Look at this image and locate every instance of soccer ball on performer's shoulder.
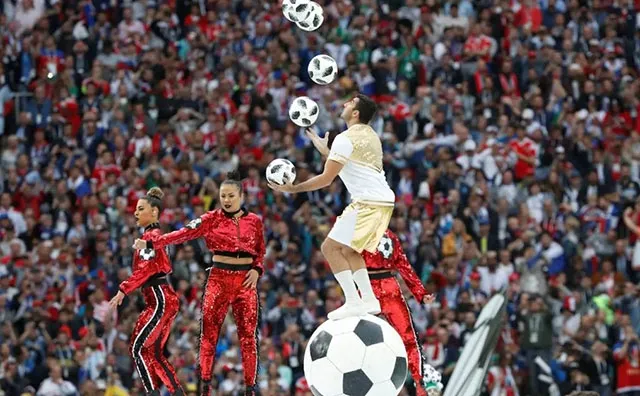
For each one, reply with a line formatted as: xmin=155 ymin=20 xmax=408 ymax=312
xmin=296 ymin=1 xmax=324 ymax=32
xmin=308 ymin=54 xmax=338 ymax=85
xmin=289 ymin=96 xmax=319 ymax=127
xmin=266 ymin=158 xmax=297 ymax=186
xmin=282 ymin=0 xmax=311 ymax=22
xmin=304 ymin=315 xmax=408 ymax=396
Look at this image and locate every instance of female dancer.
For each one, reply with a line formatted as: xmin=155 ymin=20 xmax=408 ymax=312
xmin=133 ymin=172 xmax=265 ymax=396
xmin=363 ymin=228 xmax=441 ymax=396
xmin=109 ymin=187 xmax=184 ymax=396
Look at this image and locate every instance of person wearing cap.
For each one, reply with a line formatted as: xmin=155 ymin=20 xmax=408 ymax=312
xmin=361 ymin=229 xmax=439 ymax=396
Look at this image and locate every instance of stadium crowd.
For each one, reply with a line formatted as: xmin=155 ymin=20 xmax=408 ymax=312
xmin=0 ymin=0 xmax=640 ymax=395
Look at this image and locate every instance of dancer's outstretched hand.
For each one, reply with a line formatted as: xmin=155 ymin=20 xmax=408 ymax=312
xmin=109 ymin=290 xmax=125 ymax=311
xmin=423 ymin=294 xmax=436 ymax=305
xmin=243 ymin=269 xmax=260 ymax=289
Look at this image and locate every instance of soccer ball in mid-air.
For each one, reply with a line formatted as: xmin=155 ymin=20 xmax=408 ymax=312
xmin=308 ymin=54 xmax=338 ymax=85
xmin=376 ymin=235 xmax=393 ymax=260
xmin=304 ymin=315 xmax=408 ymax=396
xmin=296 ymin=1 xmax=324 ymax=31
xmin=266 ymin=158 xmax=297 ymax=186
xmin=288 ymin=96 xmax=319 ymax=127
xmin=282 ymin=0 xmax=311 ymax=22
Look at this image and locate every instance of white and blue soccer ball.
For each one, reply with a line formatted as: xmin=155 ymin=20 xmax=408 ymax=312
xmin=304 ymin=315 xmax=408 ymax=396
xmin=308 ymin=54 xmax=338 ymax=85
xmin=266 ymin=158 xmax=297 ymax=186
xmin=296 ymin=1 xmax=324 ymax=32
xmin=282 ymin=0 xmax=311 ymax=22
xmin=288 ymin=96 xmax=319 ymax=127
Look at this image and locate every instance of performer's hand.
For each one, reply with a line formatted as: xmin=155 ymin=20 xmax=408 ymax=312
xmin=305 ymin=128 xmax=329 ymax=157
xmin=109 ymin=291 xmax=125 ymax=311
xmin=242 ymin=269 xmax=259 ymax=289
xmin=268 ymin=182 xmax=297 ymax=193
xmin=132 ymin=239 xmax=147 ymax=250
xmin=423 ymin=294 xmax=436 ymax=305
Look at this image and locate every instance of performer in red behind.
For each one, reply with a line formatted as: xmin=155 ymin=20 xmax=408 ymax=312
xmin=109 ymin=187 xmax=184 ymax=396
xmin=133 ymin=171 xmax=265 ymax=396
xmin=363 ymin=229 xmax=435 ymax=396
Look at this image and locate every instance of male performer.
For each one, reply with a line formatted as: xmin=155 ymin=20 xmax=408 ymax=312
xmin=269 ymin=94 xmax=395 ymax=319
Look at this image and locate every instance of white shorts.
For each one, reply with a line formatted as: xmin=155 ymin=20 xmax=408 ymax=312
xmin=328 ymin=201 xmax=394 ymax=253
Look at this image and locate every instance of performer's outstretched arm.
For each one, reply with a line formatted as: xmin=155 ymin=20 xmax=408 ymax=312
xmin=135 ymin=213 xmax=216 ymax=250
xmin=390 ymin=232 xmax=429 ymax=303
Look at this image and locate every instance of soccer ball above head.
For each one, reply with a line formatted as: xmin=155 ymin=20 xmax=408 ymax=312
xmin=296 ymin=2 xmax=324 ymax=32
xmin=308 ymin=54 xmax=338 ymax=85
xmin=304 ymin=315 xmax=408 ymax=396
xmin=288 ymin=96 xmax=319 ymax=127
xmin=266 ymin=158 xmax=297 ymax=186
xmin=282 ymin=0 xmax=311 ymax=22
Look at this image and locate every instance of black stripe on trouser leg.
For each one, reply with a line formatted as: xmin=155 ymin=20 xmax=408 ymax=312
xmin=197 ymin=268 xmax=212 ymax=383
xmin=253 ymin=288 xmax=261 ymax=388
xmin=133 ymin=285 xmax=164 ymax=392
xmin=400 ymin=291 xmax=426 ymax=386
xmin=154 ymin=285 xmax=181 ymax=392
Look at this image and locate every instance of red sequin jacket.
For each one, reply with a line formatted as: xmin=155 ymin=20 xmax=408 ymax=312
xmin=144 ymin=208 xmax=266 ymax=275
xmin=362 ymin=230 xmax=428 ymax=301
xmin=119 ymin=224 xmax=173 ymax=295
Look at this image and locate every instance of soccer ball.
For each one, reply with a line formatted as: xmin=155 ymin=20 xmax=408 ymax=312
xmin=282 ymin=0 xmax=311 ymax=22
xmin=296 ymin=2 xmax=324 ymax=32
xmin=377 ymin=235 xmax=393 ymax=260
xmin=304 ymin=315 xmax=408 ymax=396
xmin=266 ymin=158 xmax=297 ymax=186
xmin=423 ymin=365 xmax=443 ymax=395
xmin=308 ymin=54 xmax=338 ymax=85
xmin=288 ymin=96 xmax=319 ymax=127
xmin=139 ymin=248 xmax=156 ymax=261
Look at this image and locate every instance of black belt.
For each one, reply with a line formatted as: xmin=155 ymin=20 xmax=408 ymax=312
xmin=206 ymin=262 xmax=253 ymax=271
xmin=214 ymin=251 xmax=254 ymax=259
xmin=143 ymin=274 xmax=169 ymax=288
xmin=369 ymin=271 xmax=395 ymax=280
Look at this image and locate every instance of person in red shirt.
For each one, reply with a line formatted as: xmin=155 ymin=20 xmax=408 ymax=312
xmin=133 ymin=172 xmax=265 ymax=396
xmin=362 ymin=229 xmax=436 ymax=396
xmin=109 ymin=187 xmax=184 ymax=396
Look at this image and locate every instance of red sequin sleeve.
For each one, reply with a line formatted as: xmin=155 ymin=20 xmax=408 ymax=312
xmin=119 ymin=258 xmax=158 ymax=295
xmin=252 ymin=217 xmax=266 ymax=276
xmin=120 ymin=230 xmax=167 ymax=295
xmin=145 ymin=213 xmax=215 ymax=250
xmin=390 ymin=231 xmax=427 ymax=302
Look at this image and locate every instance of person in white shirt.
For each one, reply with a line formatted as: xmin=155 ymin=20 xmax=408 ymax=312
xmin=270 ymin=94 xmax=395 ymax=319
xmin=477 ymin=251 xmax=510 ymax=295
xmin=37 ymin=362 xmax=78 ymax=396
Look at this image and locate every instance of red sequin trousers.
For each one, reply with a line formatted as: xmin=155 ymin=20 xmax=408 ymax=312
xmin=372 ymin=274 xmax=427 ymax=396
xmin=130 ymin=284 xmax=183 ymax=394
xmin=198 ymin=267 xmax=260 ymax=388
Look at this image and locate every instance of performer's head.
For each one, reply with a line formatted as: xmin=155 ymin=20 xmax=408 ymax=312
xmin=340 ymin=93 xmax=377 ymax=126
xmin=135 ymin=187 xmax=164 ymax=227
xmin=220 ymin=170 xmax=244 ymax=214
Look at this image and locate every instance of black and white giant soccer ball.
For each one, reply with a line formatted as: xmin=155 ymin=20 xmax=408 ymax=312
xmin=288 ymin=96 xmax=319 ymax=127
xmin=296 ymin=1 xmax=324 ymax=32
xmin=282 ymin=0 xmax=311 ymax=22
xmin=304 ymin=315 xmax=408 ymax=396
xmin=266 ymin=158 xmax=297 ymax=186
xmin=308 ymin=54 xmax=338 ymax=85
